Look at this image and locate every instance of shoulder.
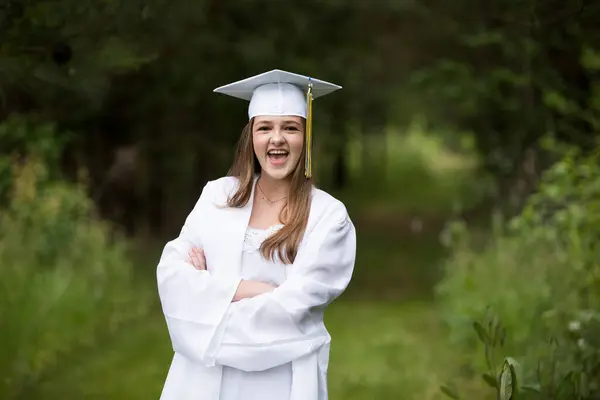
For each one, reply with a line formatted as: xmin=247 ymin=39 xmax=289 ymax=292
xmin=309 ymin=186 xmax=352 ymax=227
xmin=202 ymin=176 xmax=240 ymax=202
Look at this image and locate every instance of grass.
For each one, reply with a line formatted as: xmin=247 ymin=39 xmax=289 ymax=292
xmin=348 ymin=228 xmax=448 ymax=301
xmin=33 ymin=307 xmax=172 ymax=399
xmin=33 ymin=301 xmax=466 ymax=400
xmin=327 ymin=301 xmax=456 ymax=400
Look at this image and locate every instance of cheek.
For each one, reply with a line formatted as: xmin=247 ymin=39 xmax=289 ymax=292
xmin=252 ymin=134 xmax=268 ymax=156
xmin=289 ymin=135 xmax=304 ymax=157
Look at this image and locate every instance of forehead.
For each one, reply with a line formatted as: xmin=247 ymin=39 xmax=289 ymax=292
xmin=254 ymin=115 xmax=303 ymax=124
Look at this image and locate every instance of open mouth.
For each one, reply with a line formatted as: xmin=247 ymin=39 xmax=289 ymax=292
xmin=267 ymin=149 xmax=289 ymax=165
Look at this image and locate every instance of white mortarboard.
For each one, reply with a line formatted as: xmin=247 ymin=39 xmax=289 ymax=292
xmin=213 ymin=69 xmax=342 ymax=178
xmin=213 ymin=69 xmax=341 ymax=119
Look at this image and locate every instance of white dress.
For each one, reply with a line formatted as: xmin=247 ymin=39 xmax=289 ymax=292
xmin=220 ymin=225 xmax=292 ymax=400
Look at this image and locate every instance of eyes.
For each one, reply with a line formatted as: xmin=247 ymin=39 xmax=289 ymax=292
xmin=255 ymin=125 xmax=300 ymax=133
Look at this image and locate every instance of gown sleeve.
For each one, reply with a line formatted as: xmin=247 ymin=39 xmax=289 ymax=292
xmin=156 ymin=180 xmax=242 ymax=367
xmin=212 ymin=202 xmax=357 ymax=372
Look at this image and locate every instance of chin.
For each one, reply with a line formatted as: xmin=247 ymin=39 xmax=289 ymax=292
xmin=265 ymin=170 xmax=291 ymax=181
xmin=261 ymin=166 xmax=293 ymax=181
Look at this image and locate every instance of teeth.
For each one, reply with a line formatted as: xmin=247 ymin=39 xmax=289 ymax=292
xmin=268 ymin=150 xmax=288 ymax=155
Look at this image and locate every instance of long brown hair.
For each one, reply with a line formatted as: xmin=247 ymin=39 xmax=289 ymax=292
xmin=227 ymin=117 xmax=312 ymax=264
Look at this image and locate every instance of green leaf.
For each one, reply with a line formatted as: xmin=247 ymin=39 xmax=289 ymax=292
xmin=440 ymin=385 xmax=461 ymax=399
xmin=542 ymin=90 xmax=578 ymax=114
xmin=556 ymin=371 xmax=575 ymax=399
xmin=500 ymin=358 xmax=520 ymax=400
xmin=521 ymin=384 xmax=541 ymax=393
xmin=508 ymin=362 xmax=519 ymax=399
xmin=492 ymin=319 xmax=504 ymax=346
xmin=581 ymin=46 xmax=600 ymax=71
xmin=500 ymin=367 xmax=511 ymax=400
xmin=473 ymin=321 xmax=489 ymax=344
xmin=482 ymin=373 xmax=497 ymax=388
xmin=499 ymin=327 xmax=507 ymax=347
xmin=580 ymin=372 xmax=590 ymax=397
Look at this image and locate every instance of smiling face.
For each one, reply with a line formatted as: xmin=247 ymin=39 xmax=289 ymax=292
xmin=252 ymin=115 xmax=305 ymax=181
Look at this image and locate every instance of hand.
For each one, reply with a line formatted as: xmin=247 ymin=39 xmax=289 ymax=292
xmin=233 ymin=280 xmax=277 ymax=302
xmin=188 ymin=247 xmax=206 ymax=271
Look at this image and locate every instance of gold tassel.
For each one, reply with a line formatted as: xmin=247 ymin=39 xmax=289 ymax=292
xmin=305 ymin=79 xmax=314 ymax=179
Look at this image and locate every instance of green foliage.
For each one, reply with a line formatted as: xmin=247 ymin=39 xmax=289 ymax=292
xmin=0 ymin=0 xmax=154 ymax=108
xmin=2 ymin=0 xmax=425 ymax=234
xmin=410 ymin=2 xmax=600 ymax=179
xmin=437 ymin=141 xmax=600 ymax=399
xmin=0 ymin=119 xmax=151 ymax=398
xmin=442 ymin=310 xmax=600 ymax=399
xmin=0 ymin=114 xmax=70 ymax=205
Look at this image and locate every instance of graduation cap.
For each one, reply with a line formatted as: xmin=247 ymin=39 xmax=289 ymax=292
xmin=214 ymin=69 xmax=342 ymax=179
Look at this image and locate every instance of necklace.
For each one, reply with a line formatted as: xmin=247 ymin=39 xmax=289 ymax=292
xmin=257 ymin=182 xmax=287 ymax=205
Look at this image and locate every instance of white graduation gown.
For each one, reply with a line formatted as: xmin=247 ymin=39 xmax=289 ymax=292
xmin=220 ymin=224 xmax=291 ymax=400
xmin=156 ymin=176 xmax=356 ymax=400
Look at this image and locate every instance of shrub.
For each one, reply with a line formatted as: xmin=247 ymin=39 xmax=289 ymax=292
xmin=0 ymin=118 xmax=150 ymax=399
xmin=436 ymin=140 xmax=600 ymax=398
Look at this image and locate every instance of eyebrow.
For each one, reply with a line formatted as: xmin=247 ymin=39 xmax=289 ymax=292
xmin=255 ymin=121 xmax=273 ymax=126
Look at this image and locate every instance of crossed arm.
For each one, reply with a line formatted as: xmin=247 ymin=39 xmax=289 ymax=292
xmin=157 ymin=182 xmax=356 ymax=371
xmin=187 ymin=247 xmax=276 ymax=301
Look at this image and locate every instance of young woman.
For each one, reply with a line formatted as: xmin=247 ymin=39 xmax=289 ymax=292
xmin=157 ymin=70 xmax=356 ymax=400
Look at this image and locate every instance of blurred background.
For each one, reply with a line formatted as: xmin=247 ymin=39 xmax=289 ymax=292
xmin=2 ymin=0 xmax=600 ymax=399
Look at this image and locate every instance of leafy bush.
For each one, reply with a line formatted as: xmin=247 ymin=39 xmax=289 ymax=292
xmin=442 ymin=309 xmax=600 ymax=399
xmin=0 ymin=114 xmax=70 ymax=206
xmin=436 ymin=140 xmax=600 ymax=398
xmin=0 ymin=118 xmax=151 ymax=399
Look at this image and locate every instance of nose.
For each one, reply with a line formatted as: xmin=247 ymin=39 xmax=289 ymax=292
xmin=270 ymin=128 xmax=285 ymax=144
